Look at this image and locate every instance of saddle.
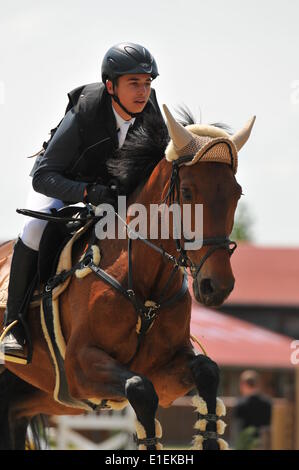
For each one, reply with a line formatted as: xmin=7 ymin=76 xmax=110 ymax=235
xmin=0 ymin=207 xmax=128 ymax=411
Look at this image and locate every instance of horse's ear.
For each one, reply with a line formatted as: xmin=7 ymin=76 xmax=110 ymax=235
xmin=163 ymin=104 xmax=194 ymax=151
xmin=232 ymin=116 xmax=256 ymax=151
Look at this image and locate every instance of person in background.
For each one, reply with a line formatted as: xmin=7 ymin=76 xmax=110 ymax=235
xmin=231 ymin=370 xmax=272 ymax=449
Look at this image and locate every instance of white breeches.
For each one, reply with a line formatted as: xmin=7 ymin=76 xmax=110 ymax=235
xmin=20 ymin=187 xmax=65 ymax=251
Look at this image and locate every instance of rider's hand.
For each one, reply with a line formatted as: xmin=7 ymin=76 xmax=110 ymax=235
xmin=84 ymin=184 xmax=117 ymax=208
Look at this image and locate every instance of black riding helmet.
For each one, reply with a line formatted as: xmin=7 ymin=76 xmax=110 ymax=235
xmin=101 ymin=42 xmax=159 ymax=117
xmin=101 ymin=42 xmax=159 ymax=83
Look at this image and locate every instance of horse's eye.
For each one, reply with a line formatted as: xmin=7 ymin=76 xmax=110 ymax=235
xmin=181 ymin=188 xmax=192 ymax=201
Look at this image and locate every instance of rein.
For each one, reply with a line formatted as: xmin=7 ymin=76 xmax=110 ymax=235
xmin=22 ymin=156 xmax=237 ymax=366
xmin=83 ymin=157 xmax=237 ymax=363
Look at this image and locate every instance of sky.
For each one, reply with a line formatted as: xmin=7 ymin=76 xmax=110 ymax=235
xmin=0 ymin=0 xmax=298 ymax=246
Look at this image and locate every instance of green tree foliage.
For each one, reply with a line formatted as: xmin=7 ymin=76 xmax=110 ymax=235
xmin=231 ymin=201 xmax=254 ymax=242
xmin=235 ymin=426 xmax=260 ymax=450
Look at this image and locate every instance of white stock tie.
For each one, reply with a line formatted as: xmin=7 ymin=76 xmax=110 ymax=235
xmin=118 ymin=121 xmax=133 ymax=148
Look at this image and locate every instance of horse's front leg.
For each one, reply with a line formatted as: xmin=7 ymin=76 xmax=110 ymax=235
xmin=148 ymin=348 xmax=228 ymax=450
xmin=64 ymin=343 xmax=162 ymax=450
xmin=189 ymin=354 xmax=228 ymax=450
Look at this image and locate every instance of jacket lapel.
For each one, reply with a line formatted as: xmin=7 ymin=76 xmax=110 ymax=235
xmin=102 ymin=91 xmax=119 ymax=148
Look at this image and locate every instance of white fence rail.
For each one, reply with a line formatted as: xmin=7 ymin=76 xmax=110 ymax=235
xmin=51 ymin=406 xmax=136 ymax=450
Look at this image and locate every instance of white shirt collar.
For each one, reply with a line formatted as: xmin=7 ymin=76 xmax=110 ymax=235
xmin=112 ymin=106 xmax=136 ymax=130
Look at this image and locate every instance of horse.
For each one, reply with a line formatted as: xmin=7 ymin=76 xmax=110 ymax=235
xmin=0 ymin=104 xmax=255 ymax=450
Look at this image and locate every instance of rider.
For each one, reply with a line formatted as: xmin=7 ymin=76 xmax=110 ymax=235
xmin=1 ymin=42 xmax=164 ymax=360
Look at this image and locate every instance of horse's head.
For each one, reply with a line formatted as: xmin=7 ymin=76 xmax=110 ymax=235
xmin=163 ymin=105 xmax=255 ymax=307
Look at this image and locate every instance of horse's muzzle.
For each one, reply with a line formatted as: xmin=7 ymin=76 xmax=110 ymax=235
xmin=192 ymin=276 xmax=235 ymax=307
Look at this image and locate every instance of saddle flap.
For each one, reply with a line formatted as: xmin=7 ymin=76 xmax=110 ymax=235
xmin=38 ymin=205 xmax=89 ymax=283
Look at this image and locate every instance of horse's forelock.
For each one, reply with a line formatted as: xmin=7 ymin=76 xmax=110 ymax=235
xmin=185 ymin=124 xmax=231 ymax=139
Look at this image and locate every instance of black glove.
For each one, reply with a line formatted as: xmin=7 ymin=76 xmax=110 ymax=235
xmin=85 ymin=184 xmax=117 ymax=208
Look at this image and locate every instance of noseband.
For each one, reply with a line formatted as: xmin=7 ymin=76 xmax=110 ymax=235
xmin=164 ymin=156 xmax=237 ymax=278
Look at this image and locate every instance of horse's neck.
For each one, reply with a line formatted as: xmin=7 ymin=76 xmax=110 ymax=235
xmin=126 ymin=159 xmax=182 ymax=300
xmin=129 ymin=158 xmax=171 ymax=207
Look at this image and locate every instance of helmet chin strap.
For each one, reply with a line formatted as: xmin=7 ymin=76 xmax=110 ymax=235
xmin=111 ymin=94 xmax=143 ymax=118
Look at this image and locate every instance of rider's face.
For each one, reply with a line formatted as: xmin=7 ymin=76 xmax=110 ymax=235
xmin=107 ymin=74 xmax=152 ymax=119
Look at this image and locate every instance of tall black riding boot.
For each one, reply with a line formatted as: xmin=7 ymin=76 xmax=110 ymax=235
xmin=1 ymin=238 xmax=38 ymax=360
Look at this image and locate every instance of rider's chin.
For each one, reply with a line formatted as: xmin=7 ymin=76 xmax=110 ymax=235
xmin=134 ymin=101 xmax=146 ymax=109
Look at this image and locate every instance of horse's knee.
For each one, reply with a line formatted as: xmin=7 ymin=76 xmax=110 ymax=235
xmin=190 ymin=355 xmax=219 ymax=396
xmin=125 ymin=376 xmax=158 ymax=415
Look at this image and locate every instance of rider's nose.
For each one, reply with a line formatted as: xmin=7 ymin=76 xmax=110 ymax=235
xmin=138 ymin=85 xmax=147 ymax=95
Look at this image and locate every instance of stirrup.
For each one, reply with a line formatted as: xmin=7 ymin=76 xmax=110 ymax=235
xmin=0 ymin=320 xmax=29 ymax=365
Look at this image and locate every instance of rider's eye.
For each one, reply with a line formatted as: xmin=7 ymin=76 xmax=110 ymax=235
xmin=181 ymin=188 xmax=192 ymax=201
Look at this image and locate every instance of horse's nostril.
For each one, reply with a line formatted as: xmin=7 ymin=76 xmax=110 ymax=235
xmin=200 ymin=278 xmax=214 ymax=296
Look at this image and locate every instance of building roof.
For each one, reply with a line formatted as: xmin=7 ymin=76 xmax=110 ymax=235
xmin=224 ymin=243 xmax=299 ymax=306
xmin=190 ymin=303 xmax=296 ymax=369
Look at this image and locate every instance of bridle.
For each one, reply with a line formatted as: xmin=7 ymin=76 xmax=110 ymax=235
xmin=163 ymin=155 xmax=237 ymax=278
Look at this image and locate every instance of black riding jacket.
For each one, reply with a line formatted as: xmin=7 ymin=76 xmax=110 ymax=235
xmin=32 ymin=82 xmax=164 ymax=203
